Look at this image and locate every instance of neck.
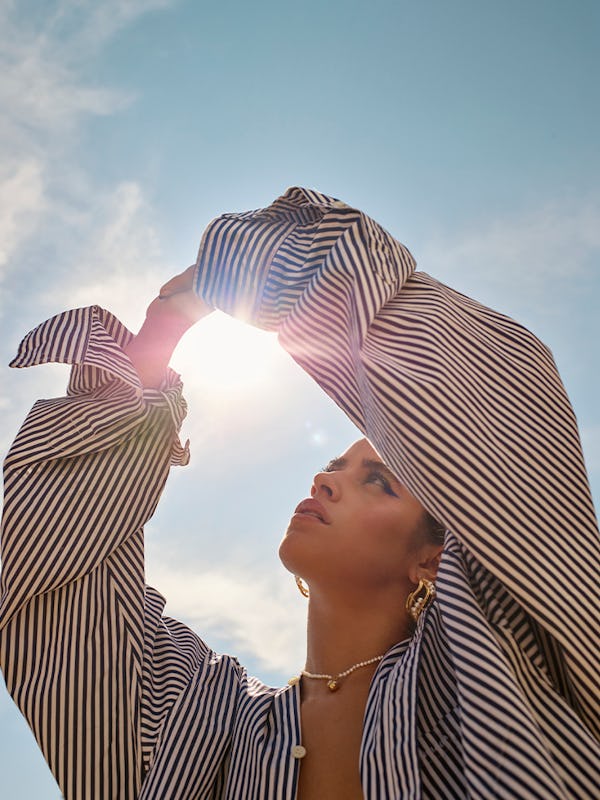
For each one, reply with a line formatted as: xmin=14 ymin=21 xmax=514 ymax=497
xmin=303 ymin=584 xmax=411 ymax=679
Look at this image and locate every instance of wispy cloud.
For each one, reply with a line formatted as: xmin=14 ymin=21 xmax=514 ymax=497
xmin=64 ymin=0 xmax=177 ymax=51
xmin=44 ymin=180 xmax=169 ymax=327
xmin=0 ymin=160 xmax=45 ymax=271
xmin=146 ymin=553 xmax=307 ymax=676
xmin=0 ymin=3 xmax=130 ymax=154
xmin=0 ymin=0 xmax=181 ymax=459
xmin=0 ymin=0 xmax=178 ymax=293
xmin=420 ymin=198 xmax=600 ymax=292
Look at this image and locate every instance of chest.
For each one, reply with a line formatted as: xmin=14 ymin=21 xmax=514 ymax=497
xmin=296 ymin=688 xmax=368 ymax=800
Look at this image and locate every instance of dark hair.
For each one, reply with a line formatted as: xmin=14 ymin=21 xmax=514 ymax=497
xmin=421 ymin=511 xmax=446 ymax=546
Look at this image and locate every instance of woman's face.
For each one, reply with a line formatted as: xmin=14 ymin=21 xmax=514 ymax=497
xmin=279 ymin=439 xmax=430 ymax=594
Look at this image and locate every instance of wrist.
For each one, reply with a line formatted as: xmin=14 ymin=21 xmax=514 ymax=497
xmin=125 ymin=284 xmax=212 ymax=389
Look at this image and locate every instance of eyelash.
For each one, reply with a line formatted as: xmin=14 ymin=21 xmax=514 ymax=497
xmin=366 ymin=470 xmax=398 ymax=496
xmin=322 ymin=465 xmax=398 ymax=497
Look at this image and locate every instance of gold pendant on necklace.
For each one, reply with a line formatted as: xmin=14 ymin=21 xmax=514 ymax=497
xmin=327 ymin=679 xmax=339 ymax=691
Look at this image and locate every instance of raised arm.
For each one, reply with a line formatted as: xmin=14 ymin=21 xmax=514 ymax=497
xmin=0 ymin=288 xmax=211 ymax=798
xmin=190 ymin=188 xmax=600 ymax=742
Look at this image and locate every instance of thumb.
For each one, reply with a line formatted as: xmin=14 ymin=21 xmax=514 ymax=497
xmin=159 ymin=265 xmax=196 ymax=298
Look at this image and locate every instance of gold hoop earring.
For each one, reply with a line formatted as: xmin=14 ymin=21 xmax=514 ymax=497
xmin=406 ymin=578 xmax=435 ymax=621
xmin=295 ymin=575 xmax=309 ymax=598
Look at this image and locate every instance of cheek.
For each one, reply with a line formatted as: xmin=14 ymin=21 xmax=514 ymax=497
xmin=361 ymin=507 xmax=407 ymax=538
xmin=333 ymin=535 xmax=409 ymax=588
xmin=340 ymin=513 xmax=403 ymax=563
xmin=355 ymin=509 xmax=419 ymax=559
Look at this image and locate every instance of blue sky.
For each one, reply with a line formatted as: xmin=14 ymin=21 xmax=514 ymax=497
xmin=1 ymin=0 xmax=599 ymax=795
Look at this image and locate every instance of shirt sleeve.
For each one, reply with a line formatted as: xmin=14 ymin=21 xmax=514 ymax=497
xmin=193 ymin=186 xmax=600 ymax=739
xmin=0 ymin=305 xmax=190 ymax=798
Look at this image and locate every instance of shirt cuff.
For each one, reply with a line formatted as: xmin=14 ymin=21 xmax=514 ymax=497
xmin=10 ymin=305 xmax=189 ymax=464
xmin=193 ymin=187 xmax=416 ymax=331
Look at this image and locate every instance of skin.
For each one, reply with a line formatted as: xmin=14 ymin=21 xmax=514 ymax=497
xmin=130 ymin=270 xmax=443 ymax=800
xmin=124 ymin=265 xmax=210 ymax=387
xmin=284 ymin=440 xmax=441 ymax=800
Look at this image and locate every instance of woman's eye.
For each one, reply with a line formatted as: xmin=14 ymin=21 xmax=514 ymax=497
xmin=366 ymin=471 xmax=398 ymax=496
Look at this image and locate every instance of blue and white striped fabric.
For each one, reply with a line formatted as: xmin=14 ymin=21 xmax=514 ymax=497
xmin=194 ymin=187 xmax=600 ymax=797
xmin=0 ymin=188 xmax=598 ymax=799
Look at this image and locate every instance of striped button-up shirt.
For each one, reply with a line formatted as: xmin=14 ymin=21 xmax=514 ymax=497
xmin=1 ymin=188 xmax=599 ymax=799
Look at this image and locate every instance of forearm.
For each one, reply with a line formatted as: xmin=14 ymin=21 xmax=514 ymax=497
xmin=125 ymin=280 xmax=212 ymax=388
xmin=0 ymin=290 xmax=214 ymax=797
xmin=193 ymin=187 xmax=415 ymax=331
xmin=1 ymin=304 xmax=194 ymax=628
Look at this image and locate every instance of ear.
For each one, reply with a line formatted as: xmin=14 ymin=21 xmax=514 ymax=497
xmin=408 ymin=544 xmax=443 ymax=585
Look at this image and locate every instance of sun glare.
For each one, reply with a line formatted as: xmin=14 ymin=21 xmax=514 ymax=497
xmin=172 ymin=311 xmax=283 ymax=395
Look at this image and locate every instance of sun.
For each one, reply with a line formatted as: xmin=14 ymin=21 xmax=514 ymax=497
xmin=171 ymin=310 xmax=284 ymax=396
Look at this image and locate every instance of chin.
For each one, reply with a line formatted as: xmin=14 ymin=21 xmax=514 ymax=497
xmin=278 ymin=534 xmax=303 ymax=574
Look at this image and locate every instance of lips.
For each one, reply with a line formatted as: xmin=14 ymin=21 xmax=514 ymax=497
xmin=293 ymin=498 xmax=330 ymax=524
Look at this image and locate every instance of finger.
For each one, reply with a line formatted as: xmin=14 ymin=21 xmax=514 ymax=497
xmin=159 ymin=265 xmax=195 ymax=298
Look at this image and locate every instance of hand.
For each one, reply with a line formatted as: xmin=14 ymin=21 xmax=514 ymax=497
xmin=159 ymin=265 xmax=196 ymax=299
xmin=125 ymin=266 xmax=213 ymax=388
xmin=145 ymin=265 xmax=213 ymax=330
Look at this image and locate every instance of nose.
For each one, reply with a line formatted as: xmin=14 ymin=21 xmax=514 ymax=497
xmin=311 ymin=470 xmax=341 ymax=501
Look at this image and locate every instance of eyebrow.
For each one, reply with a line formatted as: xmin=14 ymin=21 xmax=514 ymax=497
xmin=325 ymin=457 xmax=401 ymax=486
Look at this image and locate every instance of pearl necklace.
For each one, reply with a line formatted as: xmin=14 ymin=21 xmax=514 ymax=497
xmin=298 ymin=654 xmax=385 ymax=692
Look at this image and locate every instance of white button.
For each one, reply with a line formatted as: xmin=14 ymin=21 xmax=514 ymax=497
xmin=292 ymin=744 xmax=306 ymax=759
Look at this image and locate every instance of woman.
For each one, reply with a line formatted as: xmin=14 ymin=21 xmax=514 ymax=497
xmin=1 ymin=187 xmax=599 ymax=799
